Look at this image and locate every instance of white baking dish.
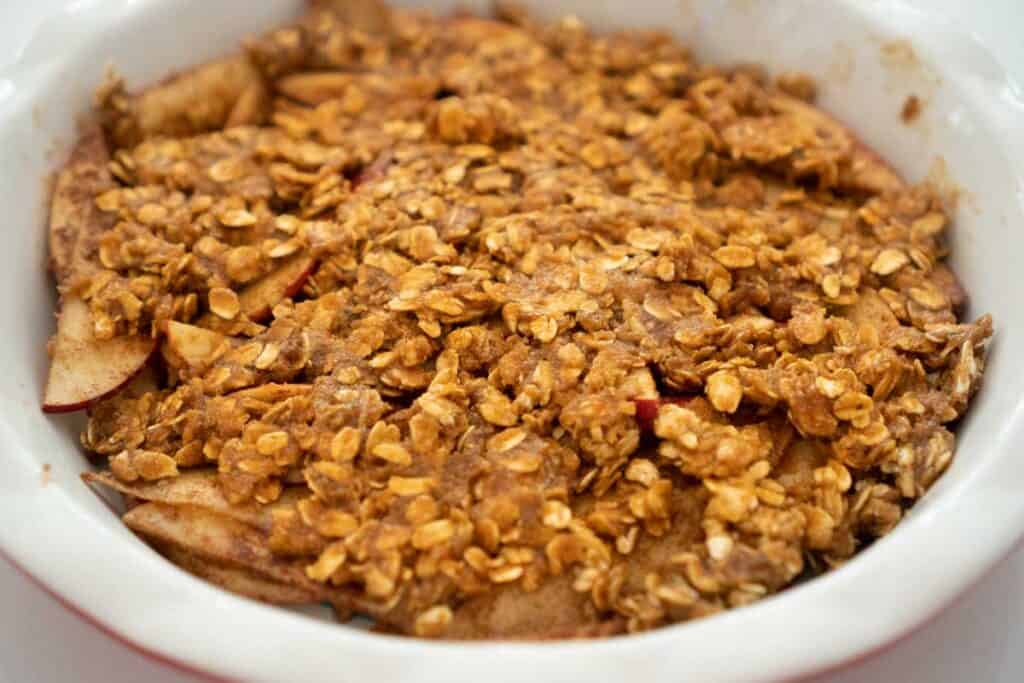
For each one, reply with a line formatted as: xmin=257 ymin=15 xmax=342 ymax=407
xmin=0 ymin=1 xmax=1022 ymax=681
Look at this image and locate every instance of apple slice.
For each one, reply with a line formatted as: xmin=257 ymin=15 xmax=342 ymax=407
xmin=242 ymin=254 xmax=316 ymax=322
xmin=42 ymin=297 xmax=156 ymax=413
xmin=162 ymin=321 xmax=231 ymax=375
xmin=48 ymin=126 xmax=116 ymax=284
xmin=103 ymin=55 xmax=266 ymax=149
xmin=158 ymin=543 xmax=321 ymax=605
xmin=44 ymin=126 xmax=155 ymax=413
xmin=635 ymin=396 xmax=693 ymax=433
xmin=350 ymin=152 xmax=392 ymax=190
xmin=122 ymin=502 xmax=319 ymax=589
xmin=768 ymin=94 xmax=906 ymax=196
xmin=196 ymin=253 xmax=315 ymax=328
xmin=83 ymin=468 xmax=274 ymax=530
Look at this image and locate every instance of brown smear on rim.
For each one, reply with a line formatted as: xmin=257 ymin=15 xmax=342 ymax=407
xmin=877 ymin=38 xmax=940 ymax=145
xmin=41 ymin=464 xmax=52 ymax=487
xmin=901 ymin=94 xmax=922 ymax=124
xmin=826 ymin=42 xmax=856 ymax=85
xmin=880 ymin=39 xmax=921 ymax=71
xmin=878 ymin=37 xmax=942 ymax=99
xmin=925 ymin=156 xmax=973 ymax=212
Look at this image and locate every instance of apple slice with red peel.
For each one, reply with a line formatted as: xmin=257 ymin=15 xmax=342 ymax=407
xmin=196 ymin=254 xmax=316 ymax=328
xmin=43 ymin=128 xmax=151 ymax=413
xmin=239 ymin=253 xmax=316 ymax=322
xmin=350 ymin=152 xmax=392 ymax=190
xmin=42 ymin=297 xmax=156 ymax=413
xmin=162 ymin=321 xmax=231 ymax=374
xmin=635 ymin=396 xmax=694 ymax=433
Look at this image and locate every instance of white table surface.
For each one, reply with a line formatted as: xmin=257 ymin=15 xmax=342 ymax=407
xmin=2 ymin=1 xmax=1022 ymax=681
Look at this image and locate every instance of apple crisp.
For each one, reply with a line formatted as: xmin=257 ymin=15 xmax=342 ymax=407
xmin=45 ymin=0 xmax=992 ymax=639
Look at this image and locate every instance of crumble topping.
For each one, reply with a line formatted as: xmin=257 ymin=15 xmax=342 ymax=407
xmin=52 ymin=0 xmax=991 ymax=639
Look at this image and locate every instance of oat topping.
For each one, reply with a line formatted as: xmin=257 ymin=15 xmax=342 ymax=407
xmin=51 ymin=0 xmax=991 ymax=640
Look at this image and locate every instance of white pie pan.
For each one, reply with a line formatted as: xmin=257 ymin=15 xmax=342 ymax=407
xmin=0 ymin=1 xmax=1022 ymax=681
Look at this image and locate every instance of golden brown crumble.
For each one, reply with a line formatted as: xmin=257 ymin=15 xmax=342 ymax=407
xmin=46 ymin=0 xmax=991 ymax=639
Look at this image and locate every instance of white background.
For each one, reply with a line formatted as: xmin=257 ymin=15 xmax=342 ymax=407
xmin=1 ymin=1 xmax=1022 ymax=681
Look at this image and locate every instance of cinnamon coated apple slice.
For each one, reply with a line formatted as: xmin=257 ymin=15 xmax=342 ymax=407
xmin=196 ymin=253 xmax=316 ymax=329
xmin=162 ymin=321 xmax=233 ymax=376
xmin=767 ymin=94 xmax=906 ymax=196
xmin=42 ymin=297 xmax=155 ymax=413
xmin=44 ymin=127 xmax=156 ymax=412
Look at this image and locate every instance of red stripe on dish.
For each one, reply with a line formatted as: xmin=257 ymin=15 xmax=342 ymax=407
xmin=0 ymin=548 xmax=232 ymax=683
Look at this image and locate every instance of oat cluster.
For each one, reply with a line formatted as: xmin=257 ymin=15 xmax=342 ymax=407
xmin=64 ymin=0 xmax=991 ymax=638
